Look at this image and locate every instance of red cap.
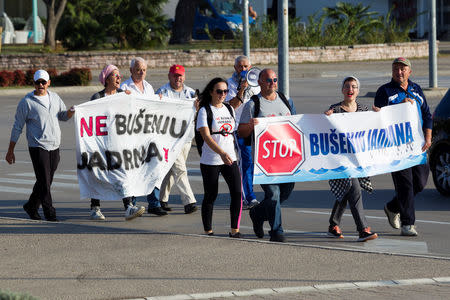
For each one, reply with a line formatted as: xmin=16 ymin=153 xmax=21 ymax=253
xmin=169 ymin=64 xmax=185 ymax=75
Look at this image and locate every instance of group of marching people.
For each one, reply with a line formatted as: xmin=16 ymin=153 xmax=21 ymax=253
xmin=6 ymin=55 xmax=432 ymax=243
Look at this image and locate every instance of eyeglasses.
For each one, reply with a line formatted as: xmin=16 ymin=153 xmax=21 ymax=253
xmin=110 ymin=74 xmax=122 ymax=79
xmin=34 ymin=80 xmax=47 ymax=86
xmin=265 ymin=78 xmax=278 ymax=83
xmin=215 ymin=89 xmax=229 ymax=95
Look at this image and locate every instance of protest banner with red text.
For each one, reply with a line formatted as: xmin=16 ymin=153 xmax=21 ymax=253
xmin=74 ymin=93 xmax=195 ymax=200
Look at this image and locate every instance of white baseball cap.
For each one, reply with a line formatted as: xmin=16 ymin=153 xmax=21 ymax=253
xmin=33 ymin=70 xmax=50 ymax=82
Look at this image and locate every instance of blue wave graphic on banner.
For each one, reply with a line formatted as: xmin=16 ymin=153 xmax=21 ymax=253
xmin=254 ymin=153 xmax=427 ymax=184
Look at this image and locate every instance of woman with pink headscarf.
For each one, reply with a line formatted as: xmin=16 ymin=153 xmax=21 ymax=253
xmin=88 ymin=65 xmax=145 ymax=221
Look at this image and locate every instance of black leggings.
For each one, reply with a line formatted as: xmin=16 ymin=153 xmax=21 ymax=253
xmin=200 ymin=162 xmax=242 ymax=232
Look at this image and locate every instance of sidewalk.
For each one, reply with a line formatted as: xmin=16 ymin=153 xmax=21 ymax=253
xmin=0 ymin=217 xmax=449 ymax=300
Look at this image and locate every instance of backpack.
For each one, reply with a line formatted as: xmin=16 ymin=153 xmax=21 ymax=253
xmin=195 ymin=103 xmax=235 ymax=156
xmin=243 ymin=91 xmax=293 ymax=146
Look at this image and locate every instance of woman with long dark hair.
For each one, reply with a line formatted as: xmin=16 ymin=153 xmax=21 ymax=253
xmin=196 ymin=77 xmax=242 ymax=238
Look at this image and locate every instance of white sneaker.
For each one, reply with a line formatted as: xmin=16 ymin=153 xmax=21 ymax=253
xmin=90 ymin=206 xmax=106 ymax=220
xmin=125 ymin=205 xmax=145 ymax=221
xmin=249 ymin=199 xmax=260 ymax=208
xmin=401 ymin=225 xmax=418 ymax=236
xmin=384 ymin=205 xmax=400 ymax=229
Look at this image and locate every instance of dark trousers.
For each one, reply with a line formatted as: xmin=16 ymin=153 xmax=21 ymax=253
xmin=253 ymin=182 xmax=295 ymax=236
xmin=200 ymin=162 xmax=242 ymax=232
xmin=26 ymin=147 xmax=60 ymax=219
xmin=329 ymin=178 xmax=368 ymax=232
xmin=387 ymin=163 xmax=429 ymax=226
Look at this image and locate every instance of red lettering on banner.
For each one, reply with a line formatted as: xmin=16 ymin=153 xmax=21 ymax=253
xmin=80 ymin=117 xmax=93 ymax=137
xmin=80 ymin=116 xmax=108 ymax=137
xmin=96 ymin=116 xmax=108 ymax=136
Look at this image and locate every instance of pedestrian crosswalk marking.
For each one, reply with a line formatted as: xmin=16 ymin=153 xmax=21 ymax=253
xmin=0 ymin=177 xmax=79 ymax=189
xmin=0 ymin=186 xmax=31 ymax=194
xmin=0 ymin=167 xmax=217 ymax=194
xmin=11 ymin=172 xmax=78 ymax=181
xmin=296 ymin=209 xmax=450 ymax=226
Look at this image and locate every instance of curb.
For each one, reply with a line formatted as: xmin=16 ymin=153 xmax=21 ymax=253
xmin=0 ymin=85 xmax=102 ymax=97
xmin=422 ymin=87 xmax=449 ymax=99
xmin=364 ymin=87 xmax=448 ymax=100
xmin=3 ymin=86 xmax=448 ymax=99
xmin=126 ymin=276 xmax=450 ymax=300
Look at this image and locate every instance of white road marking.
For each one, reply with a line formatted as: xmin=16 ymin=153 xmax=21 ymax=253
xmin=296 ymin=209 xmax=450 ymax=225
xmin=0 ymin=160 xmax=32 ymax=164
xmin=238 ymin=225 xmax=429 ymax=255
xmin=11 ymin=172 xmax=78 ymax=181
xmin=0 ymin=186 xmax=31 ymax=194
xmin=0 ymin=177 xmax=79 ymax=189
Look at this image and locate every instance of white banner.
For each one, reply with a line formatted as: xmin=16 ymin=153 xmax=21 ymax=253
xmin=74 ymin=93 xmax=195 ymax=200
xmin=253 ymin=102 xmax=427 ymax=184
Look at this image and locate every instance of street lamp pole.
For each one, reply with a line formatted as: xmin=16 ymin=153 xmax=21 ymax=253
xmin=242 ymin=0 xmax=250 ymax=57
xmin=278 ymin=0 xmax=289 ymax=97
xmin=32 ymin=0 xmax=38 ymax=43
xmin=429 ymin=0 xmax=438 ymax=88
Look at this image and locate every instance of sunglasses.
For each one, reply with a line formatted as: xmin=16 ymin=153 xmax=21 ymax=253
xmin=266 ymin=78 xmax=278 ymax=83
xmin=215 ymin=89 xmax=229 ymax=95
xmin=34 ymin=80 xmax=47 ymax=86
xmin=109 ymin=73 xmax=122 ymax=79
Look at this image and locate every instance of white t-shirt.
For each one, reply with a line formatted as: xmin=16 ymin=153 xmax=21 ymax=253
xmin=196 ymin=104 xmax=237 ymax=165
xmin=33 ymin=94 xmax=50 ymax=108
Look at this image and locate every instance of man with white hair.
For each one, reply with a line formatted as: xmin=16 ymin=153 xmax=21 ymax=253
xmin=121 ymin=57 xmax=167 ymax=216
xmin=6 ymin=70 xmax=74 ymax=221
xmin=121 ymin=57 xmax=155 ymax=95
xmin=226 ymin=55 xmax=260 ymax=209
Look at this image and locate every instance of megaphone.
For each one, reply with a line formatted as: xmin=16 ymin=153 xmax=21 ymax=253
xmin=239 ymin=67 xmax=261 ymax=87
xmin=246 ymin=67 xmax=261 ymax=87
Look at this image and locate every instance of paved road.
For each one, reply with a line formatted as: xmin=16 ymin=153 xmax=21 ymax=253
xmin=0 ymin=57 xmax=449 ymax=299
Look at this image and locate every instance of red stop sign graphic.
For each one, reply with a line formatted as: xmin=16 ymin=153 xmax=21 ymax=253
xmin=255 ymin=121 xmax=304 ymax=176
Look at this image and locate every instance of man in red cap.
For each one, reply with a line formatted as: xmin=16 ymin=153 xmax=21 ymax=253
xmin=155 ymin=64 xmax=198 ymax=214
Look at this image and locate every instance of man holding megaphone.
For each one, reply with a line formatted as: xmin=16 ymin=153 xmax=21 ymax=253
xmin=226 ymin=55 xmax=261 ymax=209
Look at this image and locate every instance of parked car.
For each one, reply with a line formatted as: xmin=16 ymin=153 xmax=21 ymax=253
xmin=429 ymin=89 xmax=450 ymax=196
xmin=193 ymin=0 xmax=254 ymax=40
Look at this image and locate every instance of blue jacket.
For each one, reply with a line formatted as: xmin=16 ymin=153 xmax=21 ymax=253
xmin=374 ymin=79 xmax=432 ymax=130
xmin=10 ymin=90 xmax=70 ymax=150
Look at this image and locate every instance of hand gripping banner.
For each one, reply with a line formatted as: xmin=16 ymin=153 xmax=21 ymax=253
xmin=74 ymin=93 xmax=195 ymax=200
xmin=253 ymin=103 xmax=426 ymax=184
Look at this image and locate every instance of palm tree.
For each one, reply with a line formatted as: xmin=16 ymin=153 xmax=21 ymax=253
xmin=323 ymin=2 xmax=381 ymax=44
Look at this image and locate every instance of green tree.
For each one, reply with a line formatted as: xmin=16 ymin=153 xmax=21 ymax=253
xmin=323 ymin=2 xmax=381 ymax=45
xmin=108 ymin=0 xmax=169 ymax=49
xmin=57 ymin=0 xmax=168 ymax=50
xmin=57 ymin=0 xmax=106 ymax=49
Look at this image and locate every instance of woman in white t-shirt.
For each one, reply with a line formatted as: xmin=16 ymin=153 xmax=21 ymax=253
xmin=196 ymin=77 xmax=242 ymax=238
